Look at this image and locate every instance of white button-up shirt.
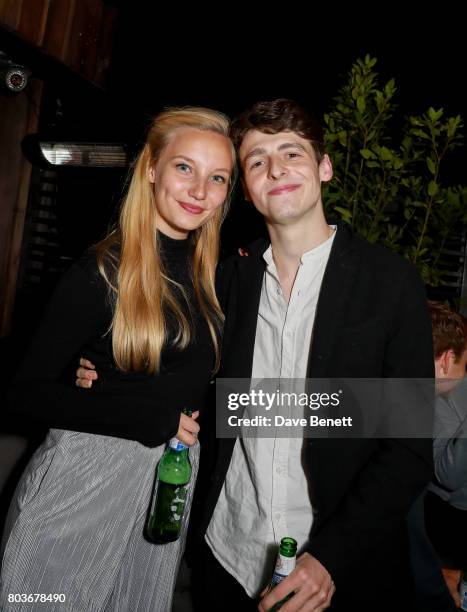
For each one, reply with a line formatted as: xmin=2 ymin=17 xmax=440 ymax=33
xmin=206 ymin=229 xmax=336 ymax=598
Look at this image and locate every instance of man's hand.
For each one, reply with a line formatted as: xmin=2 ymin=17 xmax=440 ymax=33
xmin=258 ymin=552 xmax=335 ymax=612
xmin=76 ymin=357 xmax=98 ymax=388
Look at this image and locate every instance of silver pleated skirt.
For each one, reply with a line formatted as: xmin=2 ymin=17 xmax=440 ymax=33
xmin=0 ymin=429 xmax=200 ymax=611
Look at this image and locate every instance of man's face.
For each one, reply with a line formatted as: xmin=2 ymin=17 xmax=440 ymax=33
xmin=238 ymin=130 xmax=332 ymax=226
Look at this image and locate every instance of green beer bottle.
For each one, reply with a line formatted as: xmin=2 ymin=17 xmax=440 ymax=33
xmin=146 ymin=410 xmax=192 ymax=544
xmin=269 ymin=537 xmax=297 ymax=611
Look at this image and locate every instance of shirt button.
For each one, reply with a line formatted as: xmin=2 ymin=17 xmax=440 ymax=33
xmin=276 ymin=466 xmax=282 ymax=475
xmin=275 ymin=512 xmax=281 ymax=520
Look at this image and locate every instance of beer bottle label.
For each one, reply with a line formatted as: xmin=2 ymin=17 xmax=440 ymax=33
xmin=271 ymin=553 xmax=296 ymax=586
xmin=169 ymin=437 xmax=188 ymax=451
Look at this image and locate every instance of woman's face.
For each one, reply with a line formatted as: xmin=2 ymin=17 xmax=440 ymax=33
xmin=149 ymin=127 xmax=234 ymax=239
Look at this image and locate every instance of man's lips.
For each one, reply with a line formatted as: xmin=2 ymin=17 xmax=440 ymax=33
xmin=267 ymin=184 xmax=300 ymax=196
xmin=179 ymin=201 xmax=205 ymax=214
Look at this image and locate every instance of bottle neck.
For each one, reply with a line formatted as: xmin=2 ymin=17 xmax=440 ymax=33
xmin=279 ymin=539 xmax=297 ymax=558
xmin=169 ymin=437 xmax=188 ymax=452
xmin=167 ymin=438 xmax=189 ymax=460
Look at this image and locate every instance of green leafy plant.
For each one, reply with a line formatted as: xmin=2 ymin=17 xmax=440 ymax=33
xmin=323 ymin=55 xmax=467 ymax=285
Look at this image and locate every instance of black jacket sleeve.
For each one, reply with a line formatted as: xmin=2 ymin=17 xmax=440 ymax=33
xmin=7 ymin=258 xmax=180 ymax=447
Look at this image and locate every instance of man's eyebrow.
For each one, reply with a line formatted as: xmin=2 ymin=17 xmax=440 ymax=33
xmin=243 ymin=147 xmax=266 ymax=164
xmin=277 ymin=142 xmax=307 ymax=153
xmin=243 ymin=142 xmax=307 ymax=164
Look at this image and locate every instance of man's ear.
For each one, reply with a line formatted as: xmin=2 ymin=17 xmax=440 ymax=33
xmin=241 ymin=176 xmax=251 ymax=202
xmin=148 ymin=166 xmax=156 ymax=183
xmin=319 ymin=154 xmax=333 ymax=183
xmin=436 ymin=349 xmax=454 ymax=377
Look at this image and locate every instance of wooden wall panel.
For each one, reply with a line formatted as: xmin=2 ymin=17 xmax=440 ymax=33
xmin=42 ymin=0 xmax=77 ymax=62
xmin=66 ymin=0 xmax=102 ymax=83
xmin=16 ymin=0 xmax=49 ymax=46
xmin=0 ymin=80 xmax=43 ymax=337
xmin=0 ymin=0 xmax=118 ymax=88
xmin=94 ymin=4 xmax=119 ymax=86
xmin=0 ymin=0 xmax=23 ymax=31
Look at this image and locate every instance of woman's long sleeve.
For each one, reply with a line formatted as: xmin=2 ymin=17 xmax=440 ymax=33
xmin=7 ymin=259 xmax=180 ymax=447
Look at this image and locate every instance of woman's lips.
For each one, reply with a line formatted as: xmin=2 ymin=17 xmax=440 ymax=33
xmin=179 ymin=201 xmax=205 ymax=214
xmin=268 ymin=184 xmax=300 ymax=196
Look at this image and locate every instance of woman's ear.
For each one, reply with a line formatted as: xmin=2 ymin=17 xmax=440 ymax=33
xmin=148 ymin=166 xmax=156 ymax=183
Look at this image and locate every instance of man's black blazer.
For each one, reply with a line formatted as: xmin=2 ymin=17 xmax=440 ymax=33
xmin=202 ymin=222 xmax=434 ymax=609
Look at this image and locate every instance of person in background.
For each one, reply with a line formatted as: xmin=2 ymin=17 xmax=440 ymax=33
xmin=427 ymin=301 xmax=467 ymax=606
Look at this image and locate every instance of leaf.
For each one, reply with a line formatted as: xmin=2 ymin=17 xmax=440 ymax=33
xmin=411 ymin=129 xmax=430 ymax=140
xmin=409 ymin=116 xmax=424 ymax=127
xmin=334 ymin=206 xmax=353 ymax=223
xmin=357 ymin=96 xmax=366 ymax=113
xmin=428 ymin=107 xmax=443 ymax=121
xmin=379 ymin=147 xmax=393 ymax=161
xmin=426 ymin=157 xmax=436 ymax=176
xmin=360 ymin=149 xmax=375 ymax=159
xmin=384 ymin=79 xmax=396 ymax=97
xmin=337 ymin=131 xmax=348 ymax=147
xmin=447 ymin=115 xmax=462 ymax=138
xmin=428 ymin=181 xmax=439 ymax=196
xmin=393 ymin=158 xmax=403 ymax=170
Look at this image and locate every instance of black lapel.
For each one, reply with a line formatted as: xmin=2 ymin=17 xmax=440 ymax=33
xmin=307 ymin=222 xmax=359 ymax=377
xmin=220 ymin=239 xmax=268 ymax=379
xmin=211 ymin=241 xmax=267 ymax=511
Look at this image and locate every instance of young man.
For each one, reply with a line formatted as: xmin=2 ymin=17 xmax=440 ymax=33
xmin=195 ymin=99 xmax=434 ymax=612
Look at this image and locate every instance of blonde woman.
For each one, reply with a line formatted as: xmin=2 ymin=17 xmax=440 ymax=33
xmin=1 ymin=107 xmax=236 ymax=611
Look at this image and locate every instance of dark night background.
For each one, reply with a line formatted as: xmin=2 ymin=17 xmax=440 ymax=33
xmin=36 ymin=10 xmax=467 ymax=252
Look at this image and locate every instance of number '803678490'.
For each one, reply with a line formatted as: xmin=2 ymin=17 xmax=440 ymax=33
xmin=8 ymin=593 xmax=66 ymax=603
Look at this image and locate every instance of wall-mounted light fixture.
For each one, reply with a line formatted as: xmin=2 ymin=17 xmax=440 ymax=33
xmin=22 ymin=135 xmax=128 ymax=168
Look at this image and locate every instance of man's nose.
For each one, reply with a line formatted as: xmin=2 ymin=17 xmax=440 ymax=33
xmin=267 ymin=159 xmax=287 ymax=180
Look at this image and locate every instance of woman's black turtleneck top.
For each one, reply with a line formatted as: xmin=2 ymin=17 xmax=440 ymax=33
xmin=8 ymin=233 xmax=216 ymax=447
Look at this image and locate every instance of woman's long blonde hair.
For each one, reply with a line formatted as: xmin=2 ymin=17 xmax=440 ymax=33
xmin=96 ymin=107 xmax=236 ymax=374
